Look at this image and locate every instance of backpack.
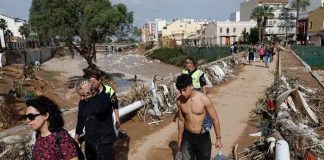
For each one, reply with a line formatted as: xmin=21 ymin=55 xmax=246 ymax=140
xmin=35 ymin=129 xmax=85 ymax=160
xmin=55 ymin=130 xmax=85 ymax=160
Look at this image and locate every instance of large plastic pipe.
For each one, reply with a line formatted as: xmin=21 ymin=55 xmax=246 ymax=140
xmin=275 ymin=140 xmax=290 ymax=160
xmin=113 ymin=100 xmax=146 ymax=136
xmin=118 ymin=100 xmax=146 ymax=118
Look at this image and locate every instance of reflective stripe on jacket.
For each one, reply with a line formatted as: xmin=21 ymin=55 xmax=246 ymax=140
xmin=182 ymin=69 xmax=204 ymax=89
xmin=104 ymin=85 xmax=115 ymax=97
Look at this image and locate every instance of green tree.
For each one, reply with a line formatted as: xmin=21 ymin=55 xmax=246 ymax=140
xmin=290 ymin=0 xmax=310 ymax=39
xmin=241 ymin=29 xmax=249 ymax=44
xmin=0 ymin=18 xmax=8 ymax=49
xmin=4 ymin=29 xmax=13 ymax=49
xmin=251 ymin=5 xmax=274 ymax=42
xmin=29 ymin=0 xmax=133 ymax=70
xmin=18 ymin=23 xmax=30 ymax=40
xmin=249 ymin=27 xmax=259 ymax=44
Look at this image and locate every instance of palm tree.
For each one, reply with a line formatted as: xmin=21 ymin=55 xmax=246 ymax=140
xmin=251 ymin=5 xmax=274 ymax=43
xmin=19 ymin=24 xmax=30 ymax=40
xmin=0 ymin=18 xmax=8 ymax=49
xmin=290 ymin=0 xmax=310 ymax=40
xmin=4 ymin=29 xmax=13 ymax=49
xmin=261 ymin=5 xmax=274 ymax=42
xmin=251 ymin=6 xmax=264 ymax=42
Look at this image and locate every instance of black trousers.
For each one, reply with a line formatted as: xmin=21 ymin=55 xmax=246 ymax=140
xmin=181 ymin=130 xmax=211 ymax=160
xmin=85 ymin=143 xmax=113 ymax=160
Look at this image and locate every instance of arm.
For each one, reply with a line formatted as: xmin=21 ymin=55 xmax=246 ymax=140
xmin=199 ymin=73 xmax=207 ymax=94
xmin=176 ymin=101 xmax=185 ymax=148
xmin=203 ymin=95 xmax=222 ymax=149
xmin=111 ymin=93 xmax=120 ymax=128
xmin=114 ymin=109 xmax=120 ymax=129
xmin=75 ymin=103 xmax=84 ymax=143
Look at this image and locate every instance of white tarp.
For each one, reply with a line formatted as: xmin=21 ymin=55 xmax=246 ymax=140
xmin=0 ymin=53 xmax=6 ymax=68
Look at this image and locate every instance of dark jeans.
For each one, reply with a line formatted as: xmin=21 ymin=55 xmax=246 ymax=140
xmin=85 ymin=143 xmax=113 ymax=160
xmin=181 ymin=130 xmax=211 ymax=160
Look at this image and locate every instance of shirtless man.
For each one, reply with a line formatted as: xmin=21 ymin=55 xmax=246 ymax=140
xmin=176 ymin=74 xmax=222 ymax=160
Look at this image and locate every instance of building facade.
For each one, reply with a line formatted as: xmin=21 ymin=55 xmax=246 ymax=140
xmin=142 ymin=21 xmax=156 ymax=43
xmin=162 ymin=19 xmax=202 ymax=46
xmin=230 ymin=11 xmax=240 ymax=22
xmin=216 ymin=20 xmax=257 ymax=46
xmin=0 ymin=13 xmax=26 ymax=49
xmin=240 ymin=0 xmax=296 ymax=42
xmin=308 ymin=5 xmax=324 ymax=46
xmin=297 ymin=0 xmax=323 ymax=44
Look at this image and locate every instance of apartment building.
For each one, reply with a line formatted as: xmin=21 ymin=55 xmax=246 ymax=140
xmin=240 ymin=0 xmax=296 ymax=42
xmin=0 ymin=13 xmax=26 ymax=48
xmin=298 ymin=0 xmax=323 ymax=44
xmin=230 ymin=11 xmax=240 ymax=22
xmin=162 ymin=19 xmax=202 ymax=46
xmin=308 ymin=4 xmax=324 ymax=46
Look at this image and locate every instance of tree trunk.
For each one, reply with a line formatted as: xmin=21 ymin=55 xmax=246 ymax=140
xmin=92 ymin=42 xmax=96 ymax=62
xmin=258 ymin=22 xmax=262 ymax=43
xmin=295 ymin=0 xmax=300 ymax=41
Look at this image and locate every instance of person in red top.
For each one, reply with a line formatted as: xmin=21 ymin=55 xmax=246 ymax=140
xmin=25 ymin=96 xmax=78 ymax=160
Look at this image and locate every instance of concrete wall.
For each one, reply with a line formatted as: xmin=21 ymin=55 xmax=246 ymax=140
xmin=4 ymin=47 xmax=53 ymax=66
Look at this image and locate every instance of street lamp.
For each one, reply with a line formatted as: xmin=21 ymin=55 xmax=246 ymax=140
xmin=282 ymin=7 xmax=290 ymax=46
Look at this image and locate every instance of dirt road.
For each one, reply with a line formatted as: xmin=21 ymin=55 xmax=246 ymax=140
xmin=127 ymin=58 xmax=276 ymax=159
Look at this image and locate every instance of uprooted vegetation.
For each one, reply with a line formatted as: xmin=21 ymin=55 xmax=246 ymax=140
xmin=237 ymin=75 xmax=324 ymax=159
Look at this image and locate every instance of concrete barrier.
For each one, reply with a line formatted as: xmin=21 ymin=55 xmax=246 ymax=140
xmin=4 ymin=48 xmax=53 ymax=66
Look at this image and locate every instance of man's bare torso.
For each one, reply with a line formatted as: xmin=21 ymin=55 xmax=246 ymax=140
xmin=177 ymin=91 xmax=206 ymax=134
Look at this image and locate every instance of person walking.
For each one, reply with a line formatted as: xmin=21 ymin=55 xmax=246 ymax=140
xmin=264 ymin=44 xmax=271 ymax=68
xmin=182 ymin=57 xmax=207 ymax=94
xmin=176 ymin=74 xmax=222 ymax=160
xmin=89 ymin=72 xmax=120 ymax=129
xmin=258 ymin=44 xmax=265 ymax=62
xmin=74 ymin=79 xmax=117 ymax=160
xmin=25 ymin=96 xmax=79 ymax=160
xmin=248 ymin=44 xmax=256 ymax=64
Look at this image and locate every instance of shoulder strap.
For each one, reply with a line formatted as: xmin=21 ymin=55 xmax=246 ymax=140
xmin=55 ymin=130 xmax=63 ymax=159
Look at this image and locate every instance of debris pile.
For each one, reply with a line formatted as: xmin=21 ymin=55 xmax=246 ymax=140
xmin=234 ymin=75 xmax=324 ymax=159
xmin=0 ymin=135 xmax=30 ymax=159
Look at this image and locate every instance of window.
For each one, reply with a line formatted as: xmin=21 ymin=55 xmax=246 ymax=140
xmin=226 ymin=28 xmax=229 ymax=34
xmin=233 ymin=27 xmax=236 ymax=33
xmin=309 ymin=21 xmax=313 ymax=29
xmin=220 ymin=27 xmax=223 ymax=33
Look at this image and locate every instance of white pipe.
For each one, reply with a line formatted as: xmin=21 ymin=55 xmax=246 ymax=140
xmin=275 ymin=140 xmax=290 ymax=160
xmin=113 ymin=100 xmax=146 ymax=136
xmin=118 ymin=100 xmax=146 ymax=118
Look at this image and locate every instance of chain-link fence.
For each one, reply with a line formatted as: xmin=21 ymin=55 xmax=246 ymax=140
xmin=291 ymin=46 xmax=324 ymax=69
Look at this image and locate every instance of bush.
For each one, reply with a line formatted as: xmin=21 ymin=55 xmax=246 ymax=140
xmin=149 ymin=48 xmax=186 ymax=66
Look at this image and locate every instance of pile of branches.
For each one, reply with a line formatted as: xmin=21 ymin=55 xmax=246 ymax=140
xmin=238 ymin=75 xmax=324 ymax=159
xmin=119 ymin=85 xmax=150 ymax=107
xmin=0 ymin=96 xmax=22 ymax=129
xmin=0 ymin=136 xmax=31 ymax=160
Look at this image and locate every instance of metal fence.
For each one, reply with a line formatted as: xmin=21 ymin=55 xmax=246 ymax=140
xmin=291 ymin=46 xmax=324 ymax=69
xmin=181 ymin=46 xmax=247 ymax=62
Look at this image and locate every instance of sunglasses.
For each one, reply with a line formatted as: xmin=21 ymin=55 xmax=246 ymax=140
xmin=25 ymin=113 xmax=42 ymax=121
xmin=185 ymin=61 xmax=192 ymax=64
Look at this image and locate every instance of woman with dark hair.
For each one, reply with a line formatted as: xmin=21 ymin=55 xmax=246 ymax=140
xmin=25 ymin=96 xmax=78 ymax=160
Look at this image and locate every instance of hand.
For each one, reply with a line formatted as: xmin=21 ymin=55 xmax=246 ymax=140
xmin=74 ymin=134 xmax=80 ymax=143
xmin=115 ymin=121 xmax=120 ymax=129
xmin=215 ymin=139 xmax=222 ymax=149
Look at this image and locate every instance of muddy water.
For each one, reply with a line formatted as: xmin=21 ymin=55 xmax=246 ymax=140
xmin=96 ymin=53 xmax=181 ymax=92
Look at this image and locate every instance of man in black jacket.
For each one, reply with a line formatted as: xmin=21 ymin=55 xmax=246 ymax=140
xmin=74 ymin=79 xmax=116 ymax=160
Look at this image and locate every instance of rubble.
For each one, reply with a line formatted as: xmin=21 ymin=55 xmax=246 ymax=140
xmin=234 ymin=75 xmax=324 ymax=160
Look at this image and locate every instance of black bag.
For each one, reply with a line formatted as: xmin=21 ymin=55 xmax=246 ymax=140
xmin=55 ymin=130 xmax=85 ymax=160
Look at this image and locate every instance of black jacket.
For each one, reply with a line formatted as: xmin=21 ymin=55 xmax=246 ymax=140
xmin=75 ymin=91 xmax=117 ymax=146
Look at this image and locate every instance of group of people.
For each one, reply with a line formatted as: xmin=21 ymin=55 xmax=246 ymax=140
xmin=25 ymin=72 xmax=120 ymax=160
xmin=24 ymin=57 xmax=222 ymax=160
xmin=247 ymin=43 xmax=275 ymax=68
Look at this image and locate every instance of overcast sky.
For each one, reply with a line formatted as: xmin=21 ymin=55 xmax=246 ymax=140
xmin=0 ymin=0 xmax=245 ymax=26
